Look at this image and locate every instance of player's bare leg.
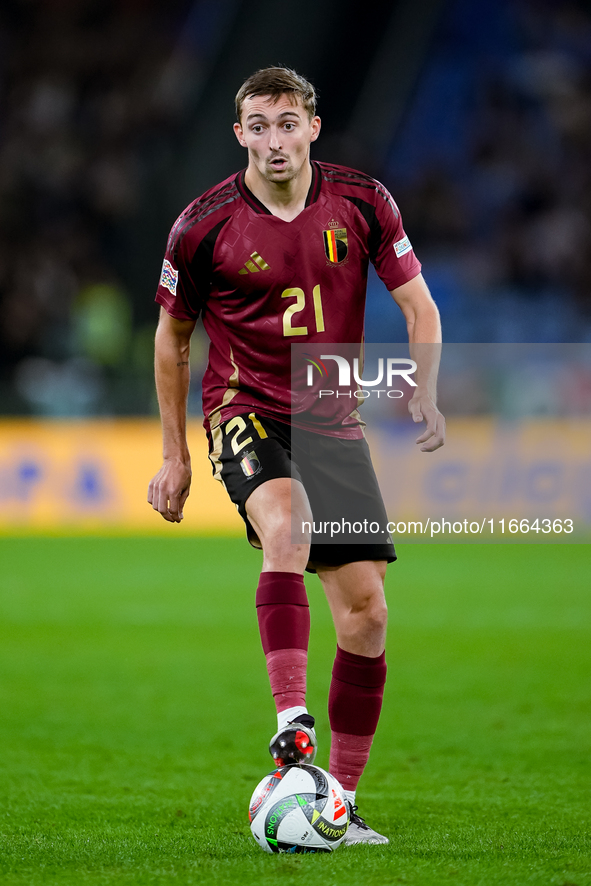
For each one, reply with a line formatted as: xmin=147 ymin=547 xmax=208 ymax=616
xmin=246 ymin=478 xmax=311 ymax=575
xmin=317 ymin=560 xmax=388 ymax=657
xmin=246 ymin=479 xmax=317 ymax=765
xmin=316 ymin=560 xmax=389 ymax=844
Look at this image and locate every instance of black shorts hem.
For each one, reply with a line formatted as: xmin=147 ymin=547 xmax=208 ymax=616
xmin=305 ymin=543 xmax=396 ymax=573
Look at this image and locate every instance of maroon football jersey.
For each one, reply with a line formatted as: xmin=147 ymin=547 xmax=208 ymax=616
xmin=155 ymin=161 xmax=421 ymax=438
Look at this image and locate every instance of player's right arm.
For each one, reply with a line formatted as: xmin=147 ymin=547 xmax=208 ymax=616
xmin=148 ymin=307 xmax=196 ymax=523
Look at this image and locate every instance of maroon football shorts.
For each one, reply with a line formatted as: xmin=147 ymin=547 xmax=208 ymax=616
xmin=207 ymin=411 xmax=396 ymax=572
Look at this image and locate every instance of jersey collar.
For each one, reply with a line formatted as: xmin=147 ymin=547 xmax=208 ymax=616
xmin=236 ymin=161 xmax=322 ymax=215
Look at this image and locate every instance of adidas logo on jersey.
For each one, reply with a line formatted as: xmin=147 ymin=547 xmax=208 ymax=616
xmin=238 ymin=251 xmax=271 ymax=274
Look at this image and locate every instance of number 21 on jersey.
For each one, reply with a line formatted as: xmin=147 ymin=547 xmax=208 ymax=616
xmin=282 ymin=285 xmax=325 ymax=336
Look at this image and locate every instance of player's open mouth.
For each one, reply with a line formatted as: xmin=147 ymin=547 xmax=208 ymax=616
xmin=269 ymin=157 xmax=288 ymax=169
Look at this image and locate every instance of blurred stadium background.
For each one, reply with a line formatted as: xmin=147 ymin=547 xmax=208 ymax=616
xmin=2 ymin=10 xmax=589 ymax=882
xmin=1 ymin=0 xmax=590 ymax=533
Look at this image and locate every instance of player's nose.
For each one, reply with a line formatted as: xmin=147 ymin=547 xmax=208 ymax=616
xmin=268 ymin=127 xmax=282 ymax=150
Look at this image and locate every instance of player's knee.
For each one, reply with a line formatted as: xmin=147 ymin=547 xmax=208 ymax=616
xmin=264 ymin=510 xmax=300 ymax=546
xmin=366 ymin=595 xmax=388 ymax=632
xmin=259 ymin=512 xmax=310 ymax=569
xmin=355 ymin=589 xmax=388 ymax=632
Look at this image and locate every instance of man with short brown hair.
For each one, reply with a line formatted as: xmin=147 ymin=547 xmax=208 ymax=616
xmin=149 ymin=66 xmax=444 ymax=845
xmin=234 ymin=65 xmax=317 ymax=123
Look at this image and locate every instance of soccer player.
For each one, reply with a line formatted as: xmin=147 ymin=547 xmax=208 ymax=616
xmin=148 ymin=67 xmax=445 ymax=845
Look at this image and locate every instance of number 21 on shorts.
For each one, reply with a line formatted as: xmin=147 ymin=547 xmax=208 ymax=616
xmin=225 ymin=413 xmax=268 ymax=456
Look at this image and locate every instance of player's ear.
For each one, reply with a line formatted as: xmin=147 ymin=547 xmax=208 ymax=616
xmin=310 ymin=116 xmax=321 ymax=143
xmin=234 ymin=122 xmax=247 ymax=147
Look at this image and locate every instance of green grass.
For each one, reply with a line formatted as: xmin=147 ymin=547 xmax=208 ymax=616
xmin=0 ymin=538 xmax=589 ymax=885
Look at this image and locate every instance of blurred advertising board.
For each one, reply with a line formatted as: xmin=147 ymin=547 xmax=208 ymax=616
xmin=369 ymin=418 xmax=591 ymax=543
xmin=0 ymin=419 xmax=242 ymax=535
xmin=0 ymin=415 xmax=590 ymax=541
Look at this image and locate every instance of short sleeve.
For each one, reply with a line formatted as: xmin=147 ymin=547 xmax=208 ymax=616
xmin=155 ymin=231 xmax=202 ymax=321
xmin=370 ymin=187 xmax=421 ymax=291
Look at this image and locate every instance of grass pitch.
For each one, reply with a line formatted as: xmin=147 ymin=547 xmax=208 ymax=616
xmin=0 ymin=538 xmax=589 ymax=886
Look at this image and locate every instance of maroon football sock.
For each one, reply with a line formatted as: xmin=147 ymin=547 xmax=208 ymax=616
xmin=328 ymin=645 xmax=387 ymax=791
xmin=256 ymin=572 xmax=309 ymax=713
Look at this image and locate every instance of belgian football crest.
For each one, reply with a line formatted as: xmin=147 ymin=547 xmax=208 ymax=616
xmin=240 ymin=451 xmax=262 ymax=478
xmin=323 ymin=228 xmax=348 ymax=264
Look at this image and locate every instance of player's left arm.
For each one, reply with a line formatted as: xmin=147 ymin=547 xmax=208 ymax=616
xmin=390 ymin=273 xmax=446 ymax=452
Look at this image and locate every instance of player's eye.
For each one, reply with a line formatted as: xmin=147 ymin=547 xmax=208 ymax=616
xmin=284 ymin=123 xmax=295 ymax=131
xmin=251 ymin=124 xmax=264 ymax=133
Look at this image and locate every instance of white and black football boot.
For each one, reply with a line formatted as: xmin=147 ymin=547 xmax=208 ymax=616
xmin=342 ymin=802 xmax=389 ymax=845
xmin=269 ymin=713 xmax=318 ymax=767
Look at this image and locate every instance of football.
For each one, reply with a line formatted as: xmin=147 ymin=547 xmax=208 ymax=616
xmin=248 ymin=763 xmax=349 ymax=853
